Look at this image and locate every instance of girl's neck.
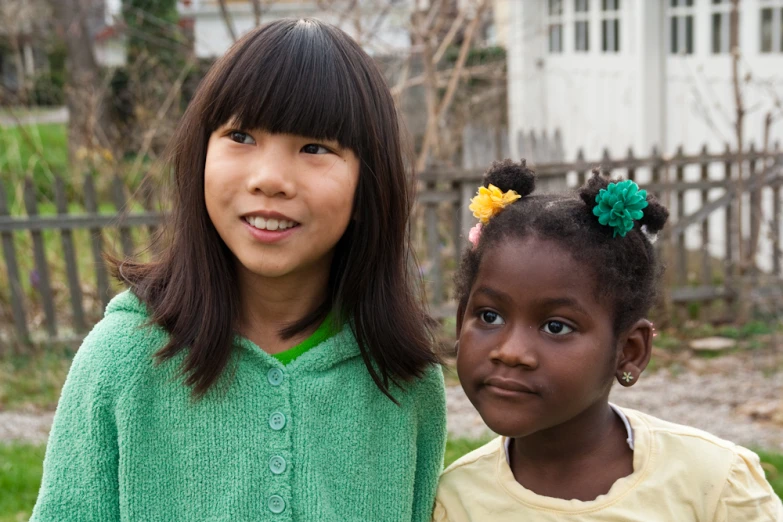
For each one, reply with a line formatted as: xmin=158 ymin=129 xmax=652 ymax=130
xmin=236 ymin=263 xmax=330 ymax=355
xmin=509 ymin=401 xmax=634 ymax=501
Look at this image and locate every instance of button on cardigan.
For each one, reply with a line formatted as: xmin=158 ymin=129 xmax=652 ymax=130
xmin=32 ymin=291 xmax=447 ymax=521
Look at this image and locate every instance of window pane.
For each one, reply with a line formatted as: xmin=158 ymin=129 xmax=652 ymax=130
xmin=549 ymin=0 xmax=563 ymax=15
xmin=576 ymin=0 xmax=589 ymax=12
xmin=614 ymin=19 xmax=620 ymax=51
xmin=549 ymin=24 xmax=563 ymax=52
xmin=686 ymin=15 xmax=694 ymax=54
xmin=602 ymin=19 xmax=608 ymax=50
xmin=712 ymin=12 xmax=722 ymax=53
xmin=685 ymin=0 xmax=693 ymax=6
xmin=761 ymin=9 xmax=772 ymax=53
xmin=575 ymin=21 xmax=590 ymax=51
xmin=780 ymin=8 xmax=783 ymax=52
xmin=603 ymin=0 xmax=618 ymax=10
xmin=671 ymin=16 xmax=679 ymax=53
xmin=585 ymin=22 xmax=590 ymax=50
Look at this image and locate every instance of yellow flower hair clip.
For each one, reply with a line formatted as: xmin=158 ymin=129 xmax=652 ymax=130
xmin=469 ymin=184 xmax=522 ymax=224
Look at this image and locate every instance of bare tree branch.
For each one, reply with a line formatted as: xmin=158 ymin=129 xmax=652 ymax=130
xmin=128 ymin=58 xmax=196 ymax=181
xmin=217 ymin=0 xmax=237 ymax=42
xmin=250 ymin=0 xmax=263 ymax=27
xmin=433 ymin=8 xmax=466 ymax=64
xmin=417 ymin=0 xmax=489 ymax=170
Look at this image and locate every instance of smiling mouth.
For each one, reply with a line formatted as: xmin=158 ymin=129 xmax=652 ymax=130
xmin=243 ymin=216 xmax=300 ymax=232
xmin=484 ymin=376 xmax=539 ymax=395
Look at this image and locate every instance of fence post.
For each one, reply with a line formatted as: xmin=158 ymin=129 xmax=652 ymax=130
xmin=651 ymin=145 xmax=672 ymax=327
xmin=626 ymin=147 xmax=636 ymax=182
xmin=601 ymin=148 xmax=612 ymax=178
xmin=748 ymin=142 xmax=761 ymax=269
xmin=112 ymin=175 xmax=135 ymax=258
xmin=774 ymin=142 xmax=781 ymax=277
xmin=425 ymin=181 xmax=442 ymax=306
xmin=84 ymin=176 xmax=111 ymax=310
xmin=459 ymin=180 xmax=474 ymax=251
xmin=0 ymin=182 xmax=29 ymax=343
xmin=451 ymin=180 xmax=463 ymax=269
xmin=55 ymin=177 xmax=87 ymax=333
xmin=575 ymin=148 xmax=587 ymax=186
xmin=673 ymin=146 xmax=688 ymax=323
xmin=140 ymin=175 xmax=160 ymax=254
xmin=699 ymin=144 xmax=712 ymax=321
xmin=723 ymin=142 xmax=736 ymax=315
xmin=24 ymin=177 xmax=57 ymax=339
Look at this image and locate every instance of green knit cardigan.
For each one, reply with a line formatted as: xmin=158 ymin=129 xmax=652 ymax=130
xmin=32 ymin=291 xmax=447 ymax=521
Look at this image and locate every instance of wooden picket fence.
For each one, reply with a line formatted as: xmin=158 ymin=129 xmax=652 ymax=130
xmin=1 ymin=144 xmax=783 ymax=345
xmin=417 ymin=144 xmax=783 ymax=322
xmin=0 ymin=175 xmax=161 ymax=345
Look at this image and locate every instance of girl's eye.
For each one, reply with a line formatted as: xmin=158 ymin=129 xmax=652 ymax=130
xmin=479 ymin=311 xmax=505 ymax=325
xmin=229 ymin=131 xmax=255 ymax=145
xmin=542 ymin=321 xmax=573 ymax=335
xmin=301 ymin=144 xmax=331 ymax=155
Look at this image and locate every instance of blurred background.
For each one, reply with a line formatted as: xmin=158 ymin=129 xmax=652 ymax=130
xmin=0 ymin=0 xmax=782 ymax=518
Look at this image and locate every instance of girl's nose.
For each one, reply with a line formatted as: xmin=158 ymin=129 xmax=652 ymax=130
xmin=246 ymin=146 xmax=297 ymax=199
xmin=489 ymin=330 xmax=539 ymax=370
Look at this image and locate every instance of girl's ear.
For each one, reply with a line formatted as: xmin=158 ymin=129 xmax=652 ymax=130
xmin=615 ymin=319 xmax=653 ymax=387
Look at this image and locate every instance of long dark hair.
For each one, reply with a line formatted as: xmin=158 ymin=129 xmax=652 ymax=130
xmin=111 ymin=19 xmax=438 ymax=398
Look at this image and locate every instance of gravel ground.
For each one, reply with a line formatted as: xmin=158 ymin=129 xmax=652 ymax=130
xmin=447 ymin=353 xmax=783 ymax=451
xmin=0 ymin=411 xmax=53 ymax=445
xmin=2 ymin=353 xmax=782 ymax=451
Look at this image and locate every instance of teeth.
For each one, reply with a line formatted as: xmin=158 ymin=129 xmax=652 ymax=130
xmin=247 ymin=216 xmax=297 ymax=231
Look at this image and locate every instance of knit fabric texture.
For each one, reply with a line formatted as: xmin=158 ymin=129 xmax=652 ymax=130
xmin=31 ymin=291 xmax=447 ymax=521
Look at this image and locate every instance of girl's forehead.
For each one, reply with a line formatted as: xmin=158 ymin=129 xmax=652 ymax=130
xmin=474 ymin=237 xmax=602 ymax=308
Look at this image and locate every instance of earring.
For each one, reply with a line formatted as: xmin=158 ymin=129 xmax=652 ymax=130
xmin=621 ymin=371 xmax=634 ymax=383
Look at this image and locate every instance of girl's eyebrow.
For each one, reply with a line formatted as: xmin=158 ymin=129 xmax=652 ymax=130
xmin=473 ymin=286 xmax=511 ymax=303
xmin=532 ymin=297 xmax=589 ymax=316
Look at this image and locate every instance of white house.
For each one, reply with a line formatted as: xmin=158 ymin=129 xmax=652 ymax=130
xmin=98 ymin=0 xmax=416 ymax=63
xmin=506 ymin=0 xmax=783 ymax=160
xmin=507 ymin=0 xmax=783 ymax=274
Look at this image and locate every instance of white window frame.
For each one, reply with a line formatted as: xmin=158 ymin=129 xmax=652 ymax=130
xmin=711 ymin=0 xmax=733 ymax=54
xmin=601 ymin=0 xmax=621 ymax=53
xmin=575 ymin=0 xmax=590 ymax=52
xmin=669 ymin=0 xmax=695 ymax=55
xmin=548 ymin=0 xmax=565 ymax=54
xmin=760 ymin=0 xmax=783 ymax=53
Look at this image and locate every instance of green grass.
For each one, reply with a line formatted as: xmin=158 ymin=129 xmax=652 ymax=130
xmin=445 ymin=437 xmax=490 ymax=467
xmin=0 ymin=443 xmax=45 ymax=522
xmin=0 ymin=439 xmax=780 ymax=520
xmin=757 ymin=450 xmax=783 ymax=500
xmin=0 ymin=123 xmax=68 ymax=189
xmin=0 ymin=350 xmax=73 ymax=412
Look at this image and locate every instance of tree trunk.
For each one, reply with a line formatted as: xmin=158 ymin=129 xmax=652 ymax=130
xmin=729 ymin=0 xmax=750 ymax=322
xmin=49 ymin=0 xmax=113 ymax=166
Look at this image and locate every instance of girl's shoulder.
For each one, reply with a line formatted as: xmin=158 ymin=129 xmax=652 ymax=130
xmin=623 ymin=407 xmax=782 ymax=516
xmin=67 ymin=290 xmax=167 ymax=398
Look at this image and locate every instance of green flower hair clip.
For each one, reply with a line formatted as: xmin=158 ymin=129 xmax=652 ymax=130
xmin=592 ymin=180 xmax=649 ymax=238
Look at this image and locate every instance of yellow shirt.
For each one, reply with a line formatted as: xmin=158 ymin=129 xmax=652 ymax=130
xmin=434 ymin=407 xmax=783 ymax=521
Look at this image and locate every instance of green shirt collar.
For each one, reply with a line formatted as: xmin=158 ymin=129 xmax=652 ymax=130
xmin=272 ymin=312 xmax=338 ymax=365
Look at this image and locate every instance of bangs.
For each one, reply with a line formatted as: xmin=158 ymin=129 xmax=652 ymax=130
xmin=204 ymin=19 xmax=367 ymax=152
